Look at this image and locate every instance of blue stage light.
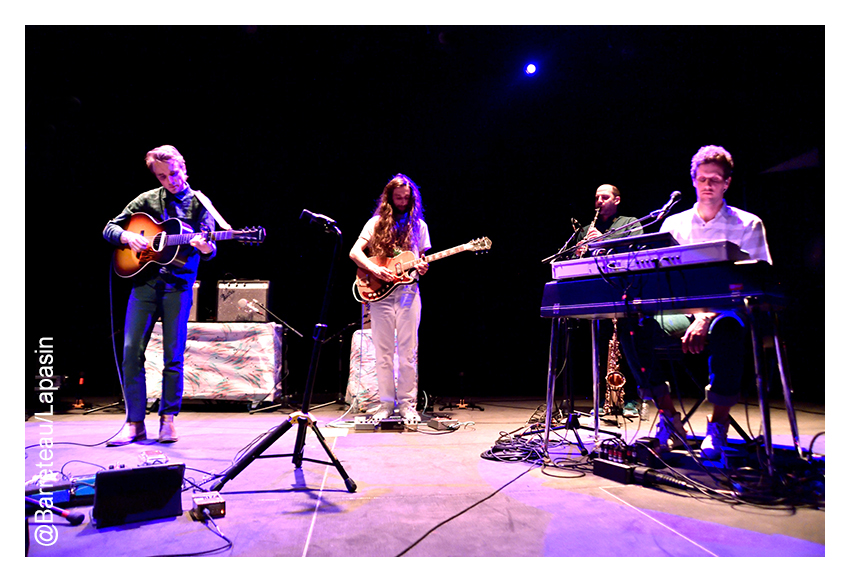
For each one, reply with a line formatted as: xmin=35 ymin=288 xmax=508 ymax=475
xmin=525 ymin=63 xmax=537 ymax=75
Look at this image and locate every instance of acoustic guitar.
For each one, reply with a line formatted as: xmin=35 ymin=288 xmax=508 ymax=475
xmin=353 ymin=237 xmax=492 ymax=303
xmin=113 ymin=212 xmax=265 ymax=278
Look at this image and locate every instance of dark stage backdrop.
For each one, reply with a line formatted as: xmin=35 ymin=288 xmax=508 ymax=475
xmin=25 ymin=26 xmax=824 ymax=407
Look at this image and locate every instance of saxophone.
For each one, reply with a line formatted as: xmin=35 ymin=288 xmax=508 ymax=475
xmin=603 ymin=318 xmax=626 ymax=414
xmin=576 ymin=208 xmax=600 ymax=258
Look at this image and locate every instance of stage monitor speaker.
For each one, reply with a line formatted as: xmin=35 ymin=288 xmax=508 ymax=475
xmin=217 ymin=280 xmax=270 ymax=322
xmin=91 ymin=463 xmax=185 ymax=528
xmin=188 ymin=280 xmax=200 ymax=322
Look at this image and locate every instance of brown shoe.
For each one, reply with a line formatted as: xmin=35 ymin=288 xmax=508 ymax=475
xmin=159 ymin=415 xmax=178 ymax=443
xmin=107 ymin=421 xmax=146 ymax=446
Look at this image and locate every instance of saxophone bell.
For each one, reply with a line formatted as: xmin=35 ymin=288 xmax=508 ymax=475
xmin=604 ymin=318 xmax=626 ymax=414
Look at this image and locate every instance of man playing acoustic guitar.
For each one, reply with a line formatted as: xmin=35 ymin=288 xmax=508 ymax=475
xmin=349 ymin=174 xmax=430 ymax=424
xmin=103 ymin=145 xmax=217 ymax=445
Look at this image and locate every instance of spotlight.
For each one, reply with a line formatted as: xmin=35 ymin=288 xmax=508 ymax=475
xmin=525 ymin=63 xmax=537 ymax=75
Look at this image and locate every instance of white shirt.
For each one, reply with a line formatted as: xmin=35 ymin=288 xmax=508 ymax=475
xmin=660 ymin=201 xmax=772 ymax=264
xmin=358 ymin=215 xmax=431 ymax=257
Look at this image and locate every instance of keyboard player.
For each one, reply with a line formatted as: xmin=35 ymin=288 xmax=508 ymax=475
xmin=618 ymin=145 xmax=773 ymax=460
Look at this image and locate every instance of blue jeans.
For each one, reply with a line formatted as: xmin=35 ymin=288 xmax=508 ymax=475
xmin=121 ymin=278 xmax=194 ymax=421
xmin=619 ymin=313 xmax=746 ymax=407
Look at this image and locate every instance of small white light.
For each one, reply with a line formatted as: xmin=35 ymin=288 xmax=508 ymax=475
xmin=525 ymin=64 xmax=537 ymax=75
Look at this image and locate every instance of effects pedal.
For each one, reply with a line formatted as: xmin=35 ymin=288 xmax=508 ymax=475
xmin=354 ymin=416 xmax=377 ymax=432
xmin=428 ymin=417 xmax=456 ymax=430
xmin=138 ymin=450 xmax=169 ymax=465
xmin=191 ymin=491 xmax=226 ymax=520
xmin=379 ymin=418 xmax=405 ymax=431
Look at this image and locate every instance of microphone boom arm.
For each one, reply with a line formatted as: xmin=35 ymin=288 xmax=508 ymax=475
xmin=248 ymin=300 xmax=304 ymax=338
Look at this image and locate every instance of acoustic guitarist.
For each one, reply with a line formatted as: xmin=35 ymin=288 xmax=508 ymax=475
xmin=103 ymin=145 xmax=217 ymax=445
xmin=349 ymin=174 xmax=430 ymax=424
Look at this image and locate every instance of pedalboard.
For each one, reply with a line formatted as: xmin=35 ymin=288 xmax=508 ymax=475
xmin=353 ymin=415 xmax=413 ymax=431
xmin=596 ymin=437 xmax=663 ymax=468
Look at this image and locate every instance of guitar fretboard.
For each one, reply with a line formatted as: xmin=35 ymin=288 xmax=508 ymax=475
xmin=399 ymin=244 xmax=469 ymax=270
xmin=162 ymin=231 xmax=236 ymax=246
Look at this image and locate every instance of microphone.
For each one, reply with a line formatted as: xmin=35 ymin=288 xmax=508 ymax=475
xmin=300 ymin=209 xmax=337 ymax=227
xmin=570 ymin=218 xmax=581 ymax=233
xmin=650 ymin=191 xmax=682 ymax=219
xmin=25 ymin=496 xmax=85 ymax=526
xmin=238 ymin=298 xmax=263 ymax=315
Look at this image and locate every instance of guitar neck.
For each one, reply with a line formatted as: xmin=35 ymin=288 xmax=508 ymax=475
xmin=165 ymin=230 xmax=234 ymax=246
xmin=400 ymin=244 xmax=469 ymax=269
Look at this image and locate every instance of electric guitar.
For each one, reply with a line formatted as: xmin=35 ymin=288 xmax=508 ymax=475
xmin=353 ymin=237 xmax=492 ymax=303
xmin=113 ymin=212 xmax=265 ymax=278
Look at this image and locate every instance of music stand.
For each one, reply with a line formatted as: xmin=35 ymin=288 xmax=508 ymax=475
xmin=211 ymin=215 xmax=356 ymax=493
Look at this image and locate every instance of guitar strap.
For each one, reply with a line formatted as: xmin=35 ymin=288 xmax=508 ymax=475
xmin=193 ymin=190 xmax=232 ymax=230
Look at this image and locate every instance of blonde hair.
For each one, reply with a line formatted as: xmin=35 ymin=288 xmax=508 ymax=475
xmin=145 ymin=145 xmax=187 ymax=174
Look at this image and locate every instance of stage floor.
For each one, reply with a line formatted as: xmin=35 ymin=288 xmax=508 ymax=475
xmin=24 ymin=395 xmax=825 ymax=558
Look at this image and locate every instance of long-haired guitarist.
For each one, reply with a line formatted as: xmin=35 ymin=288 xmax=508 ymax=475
xmin=349 ymin=174 xmax=431 ymax=424
xmin=102 ymin=145 xmax=217 ymax=446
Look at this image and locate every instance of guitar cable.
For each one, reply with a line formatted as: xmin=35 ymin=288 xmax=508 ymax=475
xmin=101 ymin=255 xmax=134 ymax=444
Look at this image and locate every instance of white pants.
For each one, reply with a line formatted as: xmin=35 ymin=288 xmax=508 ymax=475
xmin=369 ymin=283 xmax=421 ymax=410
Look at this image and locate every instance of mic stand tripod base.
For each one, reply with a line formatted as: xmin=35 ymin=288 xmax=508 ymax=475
xmin=211 ymin=220 xmax=356 ymax=494
xmin=211 ymin=410 xmax=357 ymax=493
xmin=439 ymin=399 xmax=484 ymax=411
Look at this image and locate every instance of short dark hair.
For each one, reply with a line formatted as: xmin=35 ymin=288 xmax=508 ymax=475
xmin=598 ymin=184 xmax=620 ymax=198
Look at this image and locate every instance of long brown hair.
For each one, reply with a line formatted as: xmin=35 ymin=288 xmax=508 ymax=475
xmin=369 ymin=174 xmax=425 ymax=257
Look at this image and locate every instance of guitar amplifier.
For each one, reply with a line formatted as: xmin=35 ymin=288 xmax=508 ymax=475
xmin=188 ymin=280 xmax=200 ymax=322
xmin=216 ymin=280 xmax=270 ymax=322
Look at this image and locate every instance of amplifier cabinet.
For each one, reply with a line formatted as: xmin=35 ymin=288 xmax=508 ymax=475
xmin=216 ymin=280 xmax=270 ymax=322
xmin=188 ymin=280 xmax=200 ymax=322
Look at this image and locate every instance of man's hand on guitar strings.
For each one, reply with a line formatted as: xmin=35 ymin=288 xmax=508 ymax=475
xmin=120 ymin=230 xmax=150 ymax=253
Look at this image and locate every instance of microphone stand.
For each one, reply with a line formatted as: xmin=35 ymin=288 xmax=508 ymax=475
xmin=544 ymin=210 xmax=668 ymax=263
xmin=248 ymin=301 xmax=304 ymax=339
xmin=249 ymin=304 xmax=303 ymax=414
xmin=212 ymin=218 xmax=357 ymax=493
xmin=541 ymin=228 xmax=583 ymax=264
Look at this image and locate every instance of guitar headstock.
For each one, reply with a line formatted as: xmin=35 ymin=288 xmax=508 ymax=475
xmin=234 ymin=227 xmax=266 ymax=245
xmin=467 ymin=236 xmax=492 ymax=254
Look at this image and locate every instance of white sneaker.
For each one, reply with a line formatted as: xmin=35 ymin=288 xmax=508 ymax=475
xmin=371 ymin=403 xmax=393 ymax=422
xmin=399 ymin=405 xmax=421 ymax=425
xmin=654 ymin=411 xmax=687 ymax=450
xmin=701 ymin=416 xmax=729 ymax=461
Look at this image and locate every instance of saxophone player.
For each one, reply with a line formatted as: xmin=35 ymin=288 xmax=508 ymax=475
xmin=574 ymin=184 xmax=643 ymax=257
xmin=573 ymin=185 xmax=644 ymax=416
